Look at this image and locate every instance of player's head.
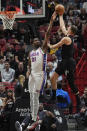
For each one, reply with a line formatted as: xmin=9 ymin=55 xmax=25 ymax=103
xmin=33 ymin=37 xmax=41 ymax=49
xmin=67 ymin=25 xmax=77 ymax=35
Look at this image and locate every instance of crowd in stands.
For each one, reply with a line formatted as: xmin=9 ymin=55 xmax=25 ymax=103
xmin=0 ymin=0 xmax=87 ymax=131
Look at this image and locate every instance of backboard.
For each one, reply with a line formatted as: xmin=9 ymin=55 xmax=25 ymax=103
xmin=0 ymin=0 xmax=45 ymax=18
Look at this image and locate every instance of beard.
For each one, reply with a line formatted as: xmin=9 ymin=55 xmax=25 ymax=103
xmin=34 ymin=43 xmax=41 ymax=49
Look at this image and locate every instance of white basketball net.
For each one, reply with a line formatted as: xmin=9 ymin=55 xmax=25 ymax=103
xmin=0 ymin=12 xmax=16 ymax=30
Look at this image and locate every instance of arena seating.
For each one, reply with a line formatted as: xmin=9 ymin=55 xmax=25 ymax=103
xmin=66 ymin=52 xmax=87 ymax=113
xmin=0 ymin=82 xmax=16 ymax=90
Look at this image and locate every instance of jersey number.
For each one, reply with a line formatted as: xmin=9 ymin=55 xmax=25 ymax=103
xmin=32 ymin=57 xmax=36 ymax=62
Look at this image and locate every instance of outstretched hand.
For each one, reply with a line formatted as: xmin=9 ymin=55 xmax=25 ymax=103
xmin=51 ymin=11 xmax=57 ymax=21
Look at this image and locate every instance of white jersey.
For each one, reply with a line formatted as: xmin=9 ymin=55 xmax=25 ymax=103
xmin=30 ymin=47 xmax=47 ymax=73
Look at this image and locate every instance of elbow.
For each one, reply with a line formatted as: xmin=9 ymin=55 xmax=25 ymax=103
xmin=46 ymin=31 xmax=50 ymax=37
xmin=60 ymin=26 xmax=64 ymax=31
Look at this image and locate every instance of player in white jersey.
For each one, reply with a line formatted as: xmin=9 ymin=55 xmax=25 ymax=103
xmin=28 ymin=12 xmax=57 ymax=122
xmin=30 ymin=47 xmax=47 ymax=74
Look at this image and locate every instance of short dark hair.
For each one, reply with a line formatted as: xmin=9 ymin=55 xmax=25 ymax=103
xmin=33 ymin=37 xmax=39 ymax=41
xmin=71 ymin=25 xmax=77 ymax=34
xmin=33 ymin=37 xmax=42 ymax=46
xmin=5 ymin=60 xmax=10 ymax=64
xmin=57 ymin=82 xmax=62 ymax=89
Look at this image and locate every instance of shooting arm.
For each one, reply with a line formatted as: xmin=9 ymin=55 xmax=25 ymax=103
xmin=48 ymin=37 xmax=71 ymax=49
xmin=59 ymin=15 xmax=68 ymax=35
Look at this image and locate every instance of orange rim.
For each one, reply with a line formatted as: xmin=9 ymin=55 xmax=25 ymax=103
xmin=0 ymin=11 xmax=17 ymax=14
xmin=0 ymin=11 xmax=17 ymax=18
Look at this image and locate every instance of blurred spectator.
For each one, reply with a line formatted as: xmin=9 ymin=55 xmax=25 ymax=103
xmin=81 ymin=87 xmax=87 ymax=107
xmin=8 ymin=34 xmax=19 ymax=46
xmin=0 ymin=98 xmax=4 ymax=128
xmin=15 ymin=62 xmax=26 ymax=79
xmin=4 ymin=89 xmax=14 ymax=112
xmin=0 ymin=23 xmax=4 ymax=30
xmin=51 ymin=54 xmax=58 ymax=69
xmin=56 ymin=82 xmax=72 ymax=113
xmin=15 ymin=44 xmax=26 ymax=63
xmin=11 ymin=21 xmax=19 ymax=40
xmin=82 ymin=21 xmax=87 ymax=48
xmin=50 ymin=35 xmax=57 ymax=45
xmin=74 ymin=17 xmax=83 ymax=48
xmin=17 ymin=26 xmax=30 ymax=45
xmin=79 ymin=8 xmax=87 ymax=21
xmin=18 ymin=75 xmax=25 ymax=88
xmin=0 ymin=24 xmax=6 ymax=54
xmin=0 ymin=56 xmax=4 ymax=81
xmin=47 ymin=62 xmax=54 ymax=78
xmin=1 ymin=60 xmax=15 ymax=83
xmin=0 ymin=85 xmax=7 ymax=98
xmin=14 ymin=83 xmax=24 ymax=100
xmin=83 ymin=1 xmax=87 ymax=13
xmin=0 ymin=24 xmax=6 ymax=53
xmin=9 ymin=54 xmax=18 ymax=70
xmin=0 ymin=98 xmax=4 ymax=114
xmin=14 ymin=75 xmax=25 ymax=100
xmin=4 ymin=43 xmax=16 ymax=60
xmin=0 ymin=38 xmax=6 ymax=50
xmin=0 ymin=56 xmax=4 ymax=72
xmin=55 ymin=47 xmax=62 ymax=62
xmin=73 ymin=101 xmax=87 ymax=129
xmin=2 ymin=89 xmax=15 ymax=131
xmin=67 ymin=10 xmax=74 ymax=25
xmin=47 ymin=62 xmax=62 ymax=82
xmin=4 ymin=29 xmax=12 ymax=42
xmin=0 ymin=24 xmax=4 ymax=38
xmin=50 ymin=34 xmax=61 ymax=57
xmin=47 ymin=0 xmax=55 ymax=20
xmin=83 ymin=87 xmax=87 ymax=107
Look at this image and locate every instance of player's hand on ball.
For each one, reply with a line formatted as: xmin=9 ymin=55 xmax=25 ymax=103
xmin=55 ymin=4 xmax=65 ymax=15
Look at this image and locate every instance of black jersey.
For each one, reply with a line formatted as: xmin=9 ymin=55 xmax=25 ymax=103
xmin=61 ymin=36 xmax=74 ymax=59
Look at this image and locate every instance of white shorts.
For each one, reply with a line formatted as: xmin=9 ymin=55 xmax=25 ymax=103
xmin=28 ymin=72 xmax=46 ymax=93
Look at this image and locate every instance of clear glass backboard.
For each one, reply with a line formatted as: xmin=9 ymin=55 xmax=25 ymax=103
xmin=0 ymin=0 xmax=45 ymax=18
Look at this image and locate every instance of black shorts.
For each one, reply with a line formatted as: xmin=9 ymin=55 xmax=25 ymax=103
xmin=55 ymin=58 xmax=76 ymax=75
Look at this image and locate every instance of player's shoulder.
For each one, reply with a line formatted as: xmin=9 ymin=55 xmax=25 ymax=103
xmin=30 ymin=49 xmax=36 ymax=54
xmin=62 ymin=36 xmax=72 ymax=41
xmin=61 ymin=36 xmax=72 ymax=45
xmin=38 ymin=47 xmax=44 ymax=54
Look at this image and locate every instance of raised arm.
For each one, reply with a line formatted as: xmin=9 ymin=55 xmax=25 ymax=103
xmin=42 ymin=12 xmax=57 ymax=52
xmin=59 ymin=15 xmax=68 ymax=36
xmin=48 ymin=37 xmax=71 ymax=49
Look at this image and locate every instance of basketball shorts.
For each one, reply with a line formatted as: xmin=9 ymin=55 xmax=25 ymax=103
xmin=55 ymin=58 xmax=76 ymax=75
xmin=28 ymin=72 xmax=46 ymax=93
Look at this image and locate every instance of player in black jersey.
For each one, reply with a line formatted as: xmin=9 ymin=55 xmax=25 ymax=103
xmin=48 ymin=14 xmax=81 ymax=112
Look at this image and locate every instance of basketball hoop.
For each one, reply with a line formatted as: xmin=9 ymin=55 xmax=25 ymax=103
xmin=0 ymin=11 xmax=17 ymax=30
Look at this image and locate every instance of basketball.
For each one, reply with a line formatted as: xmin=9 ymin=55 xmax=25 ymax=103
xmin=55 ymin=4 xmax=65 ymax=15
